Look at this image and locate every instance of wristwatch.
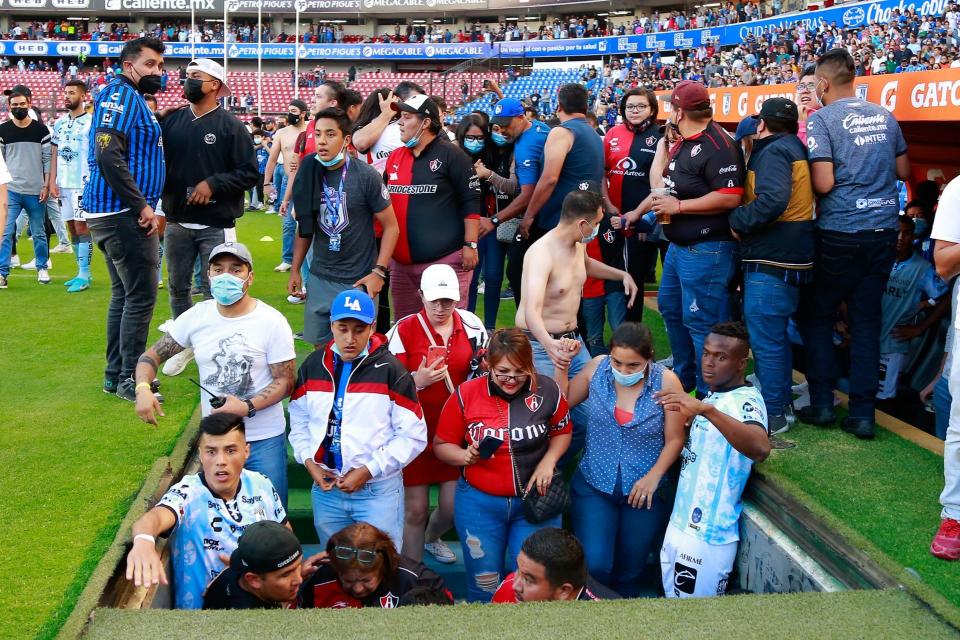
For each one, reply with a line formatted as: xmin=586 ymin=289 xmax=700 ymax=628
xmin=463 ymin=241 xmax=478 ymax=250
xmin=490 ymin=215 xmax=501 ymax=227
xmin=244 ymin=399 xmax=257 ymax=418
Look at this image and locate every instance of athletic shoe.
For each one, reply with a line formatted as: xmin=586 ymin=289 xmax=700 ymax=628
xmin=10 ymin=255 xmax=19 ymax=268
xmin=287 ymin=294 xmax=305 ymax=305
xmin=103 ymin=378 xmax=119 ymax=395
xmin=797 ymin=405 xmax=836 ymax=426
xmin=191 ymin=286 xmax=202 ymax=296
xmin=162 ymin=347 xmax=195 ymax=376
xmin=274 ymin=261 xmax=292 ymax=272
xmin=50 ymin=243 xmax=73 ymax=254
xmin=157 ymin=280 xmax=164 ymax=289
xmin=20 ymin=259 xmax=37 ymax=270
xmin=930 ymin=518 xmax=960 ymax=560
xmin=37 ymin=269 xmax=51 ymax=284
xmin=477 ymin=281 xmax=486 ymax=295
xmin=500 ymin=286 xmax=514 ymax=300
xmin=784 ymin=404 xmax=797 ymax=426
xmin=424 ymin=539 xmax=457 ymax=564
xmin=64 ymin=276 xmax=78 ymax=287
xmin=0 ymin=275 xmax=7 ymax=289
xmin=67 ymin=277 xmax=90 ymax=292
xmin=841 ymin=417 xmax=875 ymax=440
xmin=769 ymin=414 xmax=790 ymax=436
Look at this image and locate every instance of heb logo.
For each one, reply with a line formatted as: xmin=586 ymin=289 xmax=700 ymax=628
xmin=52 ymin=0 xmax=91 ymax=6
xmin=8 ymin=0 xmax=47 ymax=6
xmin=14 ymin=42 xmax=48 ymax=55
xmin=56 ymin=43 xmax=91 ymax=56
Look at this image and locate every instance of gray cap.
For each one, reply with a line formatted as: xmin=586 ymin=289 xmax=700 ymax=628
xmin=208 ymin=241 xmax=253 ymax=269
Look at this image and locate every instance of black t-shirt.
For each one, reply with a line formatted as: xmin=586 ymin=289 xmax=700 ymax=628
xmin=662 ymin=120 xmax=744 ymax=246
xmin=203 ymin=566 xmax=285 ymax=610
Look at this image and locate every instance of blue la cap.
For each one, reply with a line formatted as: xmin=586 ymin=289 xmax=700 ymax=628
xmin=735 ymin=115 xmax=758 ymax=142
xmin=491 ymin=98 xmax=525 ymax=125
xmin=330 ymin=289 xmax=376 ymax=324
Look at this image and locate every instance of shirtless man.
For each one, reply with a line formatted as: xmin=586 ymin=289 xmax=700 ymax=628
xmin=517 ymin=188 xmax=638 ymax=378
xmin=263 ymin=99 xmax=309 ymax=274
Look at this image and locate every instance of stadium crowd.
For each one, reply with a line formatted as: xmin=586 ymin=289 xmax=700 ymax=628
xmin=1 ymin=0 xmax=959 ymax=609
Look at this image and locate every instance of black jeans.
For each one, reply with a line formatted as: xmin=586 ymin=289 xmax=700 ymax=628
xmin=798 ymin=228 xmax=896 ymax=420
xmin=164 ymin=222 xmax=225 ymax=319
xmin=87 ymin=214 xmax=160 ymax=382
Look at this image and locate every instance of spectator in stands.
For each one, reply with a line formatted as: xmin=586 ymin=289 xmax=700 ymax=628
xmin=386 ymin=264 xmax=487 ymax=564
xmin=657 ymin=322 xmax=770 ymax=598
xmin=0 ymin=89 xmax=51 ymax=288
xmin=298 ymin=523 xmax=452 ymax=608
xmin=795 ymin=64 xmax=820 ymax=145
xmin=654 ymin=80 xmax=744 ymax=395
xmin=519 ymin=84 xmax=604 ymax=243
xmin=125 ymin=412 xmax=288 ymax=609
xmin=729 ymin=98 xmax=814 ymax=435
xmin=384 ymin=95 xmax=481 ymax=318
xmin=434 ymin=328 xmax=571 ymax=602
xmin=800 ymin=48 xmax=911 ymax=440
xmin=492 ymin=528 xmax=621 ymax=602
xmin=288 ymin=289 xmax=427 ymax=550
xmin=288 ymin=107 xmax=398 ymax=346
xmin=556 ymin=322 xmax=683 ymax=596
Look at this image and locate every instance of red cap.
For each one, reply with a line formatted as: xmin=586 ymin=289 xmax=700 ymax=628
xmin=668 ymin=81 xmax=711 ymax=110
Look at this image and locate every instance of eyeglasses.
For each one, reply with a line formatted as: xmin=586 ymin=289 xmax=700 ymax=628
xmin=493 ymin=371 xmax=529 ymax=384
xmin=425 ymin=299 xmax=456 ymax=310
xmin=333 ymin=545 xmax=378 ymax=565
xmin=796 ymin=82 xmax=817 ymax=92
xmin=464 ymin=134 xmax=485 ymax=142
xmin=624 ymin=103 xmax=650 ymax=112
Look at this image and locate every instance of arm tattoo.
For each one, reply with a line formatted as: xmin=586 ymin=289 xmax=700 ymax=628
xmin=252 ymin=360 xmax=296 ymax=404
xmin=154 ymin=333 xmax=185 ymax=362
xmin=138 ymin=354 xmax=159 ymax=370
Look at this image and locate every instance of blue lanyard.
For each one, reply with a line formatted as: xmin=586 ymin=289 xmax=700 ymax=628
xmin=328 ymin=354 xmax=353 ymax=472
xmin=321 ymin=156 xmax=349 ymax=235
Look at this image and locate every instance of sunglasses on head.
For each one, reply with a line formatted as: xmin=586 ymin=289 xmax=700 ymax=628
xmin=333 ymin=545 xmax=378 ymax=565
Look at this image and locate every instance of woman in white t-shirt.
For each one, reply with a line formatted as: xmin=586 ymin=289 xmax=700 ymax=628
xmin=132 ymin=241 xmax=297 ymax=506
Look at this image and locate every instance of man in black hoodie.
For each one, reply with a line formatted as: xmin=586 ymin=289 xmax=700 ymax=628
xmin=728 ymin=98 xmax=815 ymax=436
xmin=160 ymin=58 xmax=259 ymax=324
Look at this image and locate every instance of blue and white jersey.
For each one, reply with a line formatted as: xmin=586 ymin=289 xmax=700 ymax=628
xmin=51 ymin=112 xmax=91 ymax=189
xmin=157 ymin=469 xmax=286 ymax=609
xmin=669 ymin=385 xmax=767 ymax=545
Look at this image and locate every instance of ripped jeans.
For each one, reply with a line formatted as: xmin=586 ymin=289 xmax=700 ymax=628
xmin=453 ymin=478 xmax=561 ymax=603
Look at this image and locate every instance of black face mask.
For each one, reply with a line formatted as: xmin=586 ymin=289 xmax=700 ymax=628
xmin=287 ymin=113 xmax=301 ymax=125
xmin=10 ymin=108 xmax=29 ymax=121
xmin=135 ymin=72 xmax=162 ymax=95
xmin=184 ymin=78 xmax=207 ymax=104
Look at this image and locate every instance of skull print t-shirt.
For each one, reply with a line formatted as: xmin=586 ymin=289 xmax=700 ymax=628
xmin=167 ymin=299 xmax=296 ymax=441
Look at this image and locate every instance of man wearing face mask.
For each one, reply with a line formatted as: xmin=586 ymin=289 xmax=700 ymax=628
xmin=133 ymin=241 xmax=297 ymax=506
xmin=82 ymin=37 xmax=167 ymax=401
xmin=263 ymin=99 xmax=309 ymax=275
xmin=157 ymin=58 xmax=260 ymax=379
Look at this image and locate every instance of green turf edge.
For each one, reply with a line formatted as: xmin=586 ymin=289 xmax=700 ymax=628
xmin=756 ymin=469 xmax=960 ymax=631
xmin=53 ymin=404 xmax=202 ymax=640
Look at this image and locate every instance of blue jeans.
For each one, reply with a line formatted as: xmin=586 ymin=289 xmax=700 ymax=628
xmin=279 ymin=172 xmax=297 ymax=265
xmin=247 ymin=433 xmax=289 ymax=509
xmin=311 ymin=473 xmax=404 ymax=551
xmin=582 ymin=292 xmax=627 ymax=356
xmin=798 ymin=229 xmax=896 ymax=419
xmin=935 ymin=373 xmax=952 ymax=441
xmin=0 ymin=191 xmax=47 ymax=276
xmin=743 ymin=271 xmax=800 ymax=416
xmin=530 ymin=335 xmax=592 ymax=462
xmin=454 ymin=478 xmax=561 ymax=602
xmin=272 ymin=164 xmax=285 ymax=212
xmin=468 ymin=233 xmax=509 ymax=329
xmin=570 ymin=470 xmax=670 ymax=597
xmin=657 ymin=241 xmax=737 ymax=394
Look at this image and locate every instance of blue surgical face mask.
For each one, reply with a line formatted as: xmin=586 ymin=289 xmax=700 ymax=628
xmin=491 ymin=131 xmax=509 ymax=147
xmin=210 ymin=273 xmax=247 ymax=306
xmin=464 ymin=138 xmax=485 ymax=154
xmin=331 ymin=341 xmax=370 ymax=359
xmin=580 ymin=220 xmax=600 ymax=244
xmin=404 ymin=120 xmax=426 ymax=148
xmin=612 ymin=365 xmax=645 ymax=387
xmin=318 ymin=142 xmax=347 ymax=168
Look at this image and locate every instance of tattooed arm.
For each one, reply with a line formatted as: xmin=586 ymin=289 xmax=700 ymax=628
xmin=134 ymin=334 xmax=186 ymax=425
xmin=211 ymin=358 xmax=296 ymax=418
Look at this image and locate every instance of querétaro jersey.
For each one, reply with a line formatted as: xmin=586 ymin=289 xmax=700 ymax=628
xmin=669 ymin=384 xmax=766 ymax=545
xmin=384 ymin=136 xmax=481 ymax=265
xmin=82 ymin=75 xmax=164 ymax=214
xmin=604 ymin=123 xmax=661 ymax=213
xmin=880 ymin=253 xmax=948 ymax=354
xmin=435 ymin=374 xmax=570 ymax=497
xmin=157 ymin=470 xmax=286 ymax=609
xmin=661 ymin=120 xmax=744 ymax=246
xmin=51 ymin=112 xmax=91 ymax=189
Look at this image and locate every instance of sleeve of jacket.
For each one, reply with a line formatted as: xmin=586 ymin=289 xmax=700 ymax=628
xmin=287 ymin=360 xmax=314 ymax=466
xmin=729 ymin=143 xmax=793 ymax=235
xmin=292 ymin=154 xmax=316 ymax=237
xmin=205 ymin=122 xmax=261 ymax=196
xmin=365 ymin=361 xmax=427 ymax=479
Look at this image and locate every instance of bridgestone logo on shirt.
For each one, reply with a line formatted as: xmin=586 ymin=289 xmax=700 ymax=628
xmin=388 ymin=185 xmax=438 ymax=194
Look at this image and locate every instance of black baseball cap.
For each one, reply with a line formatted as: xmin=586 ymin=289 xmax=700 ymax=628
xmin=752 ymin=97 xmax=799 ymax=123
xmin=230 ymin=521 xmax=302 ymax=575
xmin=4 ymin=84 xmax=32 ymax=98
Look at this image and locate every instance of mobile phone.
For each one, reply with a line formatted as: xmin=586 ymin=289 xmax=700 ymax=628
xmin=427 ymin=345 xmax=447 ymax=365
xmin=477 ymin=435 xmax=503 ymax=459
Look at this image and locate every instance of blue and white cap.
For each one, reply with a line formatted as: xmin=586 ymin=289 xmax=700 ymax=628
xmin=491 ymin=97 xmax=525 ymax=126
xmin=330 ymin=289 xmax=376 ymax=324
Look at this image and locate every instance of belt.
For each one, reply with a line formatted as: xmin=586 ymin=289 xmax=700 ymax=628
xmin=523 ymin=328 xmax=579 ymax=341
xmin=742 ymin=262 xmax=813 ymax=286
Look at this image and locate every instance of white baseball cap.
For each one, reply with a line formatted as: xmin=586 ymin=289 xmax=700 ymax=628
xmin=420 ymin=264 xmax=460 ymax=302
xmin=186 ymin=58 xmax=231 ymax=97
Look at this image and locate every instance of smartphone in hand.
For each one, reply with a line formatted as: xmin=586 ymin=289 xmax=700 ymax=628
xmin=477 ymin=435 xmax=503 ymax=459
xmin=427 ymin=345 xmax=447 ymax=366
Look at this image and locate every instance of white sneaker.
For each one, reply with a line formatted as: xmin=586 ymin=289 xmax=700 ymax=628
xmin=477 ymin=281 xmax=486 ymax=294
xmin=37 ymin=268 xmax=51 ymax=284
xmin=10 ymin=255 xmax=20 ymax=268
xmin=157 ymin=319 xmax=174 ymax=334
xmin=287 ymin=294 xmax=305 ymax=305
xmin=424 ymin=539 xmax=457 ymax=564
xmin=21 ymin=259 xmax=36 ymax=270
xmin=50 ymin=243 xmax=73 ymax=254
xmin=274 ymin=261 xmax=292 ymax=272
xmin=162 ymin=347 xmax=195 ymax=376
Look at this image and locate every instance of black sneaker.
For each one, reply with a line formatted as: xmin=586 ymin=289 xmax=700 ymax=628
xmin=116 ymin=378 xmax=137 ymax=402
xmin=796 ymin=405 xmax=836 ymax=426
xmin=841 ymin=417 xmax=875 ymax=440
xmin=103 ymin=378 xmax=119 ymax=395
xmin=500 ymin=287 xmax=514 ymax=300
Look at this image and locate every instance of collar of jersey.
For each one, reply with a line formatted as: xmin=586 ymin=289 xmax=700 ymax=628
xmin=199 ymin=470 xmax=244 ymax=501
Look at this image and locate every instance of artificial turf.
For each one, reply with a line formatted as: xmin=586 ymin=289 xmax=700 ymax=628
xmin=82 ymin=589 xmax=958 ymax=640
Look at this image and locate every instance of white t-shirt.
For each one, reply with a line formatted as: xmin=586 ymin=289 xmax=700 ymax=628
xmin=168 ymin=299 xmax=296 ymax=441
xmin=0 ymin=153 xmax=11 ymax=185
xmin=363 ymin=120 xmax=403 ymax=175
xmin=931 ymin=175 xmax=960 ymax=330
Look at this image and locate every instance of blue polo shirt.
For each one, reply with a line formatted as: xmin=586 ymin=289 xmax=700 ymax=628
xmin=513 ymin=119 xmax=550 ymax=188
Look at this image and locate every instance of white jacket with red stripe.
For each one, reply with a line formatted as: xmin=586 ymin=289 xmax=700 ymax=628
xmin=288 ymin=334 xmax=427 ymax=481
